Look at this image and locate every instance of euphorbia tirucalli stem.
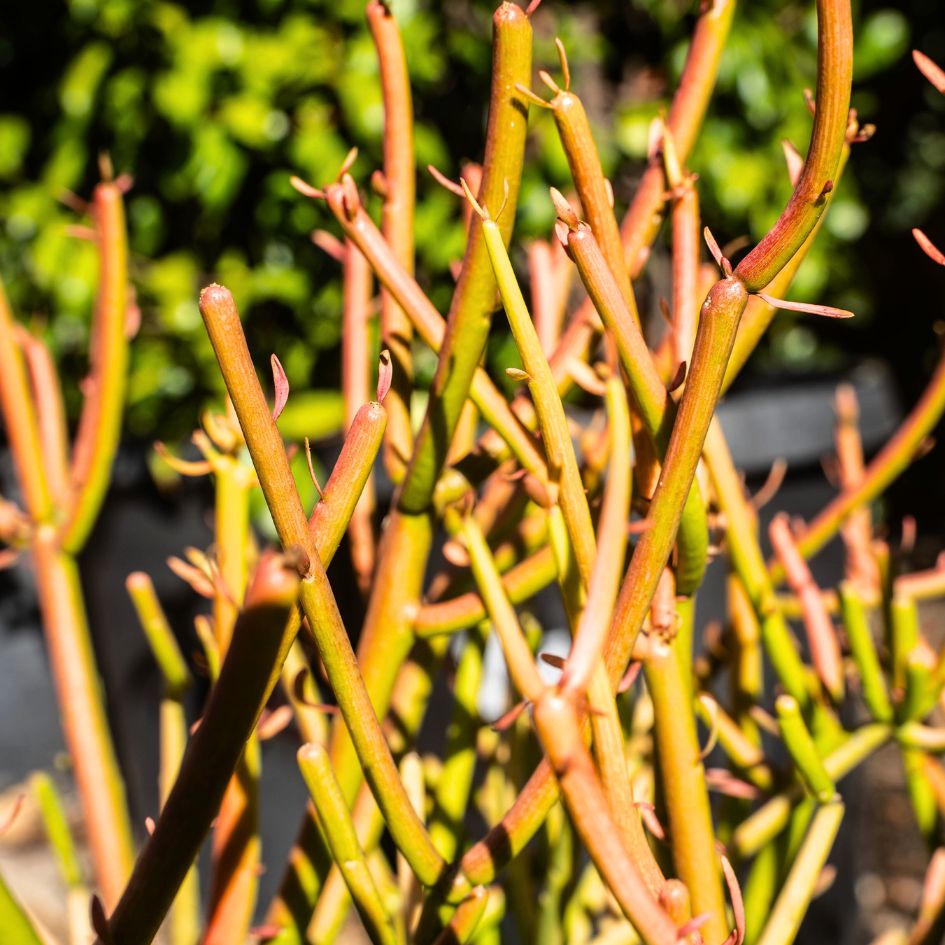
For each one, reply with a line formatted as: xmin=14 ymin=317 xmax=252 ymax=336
xmin=734 ymin=0 xmax=852 ymax=290
xmin=266 ymin=398 xmax=388 ymax=936
xmin=523 ymin=42 xmax=640 ymax=324
xmin=106 ymin=552 xmax=301 ymax=945
xmin=455 ymin=0 xmax=853 ymax=900
xmin=1 ymin=208 xmax=135 ymax=906
xmin=620 ymin=0 xmax=736 ymax=273
xmin=270 ymin=13 xmax=533 ymax=934
xmin=196 ymin=285 xmax=445 ymax=886
xmin=469 ymin=184 xmax=596 ymax=588
xmin=606 ymin=0 xmax=852 ymax=680
xmin=0 ymin=284 xmax=54 ymax=519
xmin=555 ymin=203 xmax=709 ymax=596
xmin=753 ymin=801 xmax=844 ymax=945
xmin=399 ymin=2 xmax=531 ymax=512
xmin=62 ymin=177 xmax=131 ymax=552
xmin=205 ymin=449 xmax=257 ymax=945
xmin=340 ymin=239 xmax=378 ymax=593
xmin=367 ymin=0 xmax=415 ymax=482
xmin=318 ymin=179 xmax=548 ymax=486
xmin=531 ymin=695 xmax=678 ymax=945
xmin=645 ymin=625 xmax=728 ymax=945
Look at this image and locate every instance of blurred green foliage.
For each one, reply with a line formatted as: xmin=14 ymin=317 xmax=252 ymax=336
xmin=0 ymin=0 xmax=932 ymax=442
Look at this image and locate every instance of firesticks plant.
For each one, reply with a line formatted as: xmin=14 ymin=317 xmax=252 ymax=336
xmin=2 ymin=2 xmax=945 ymax=945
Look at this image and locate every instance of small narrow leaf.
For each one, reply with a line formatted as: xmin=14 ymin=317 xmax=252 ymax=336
xmin=427 ymin=164 xmax=465 ymax=197
xmin=913 ymin=228 xmax=945 ymax=266
xmin=782 ymin=139 xmax=804 ymax=186
xmin=271 ymin=354 xmax=289 ymax=421
xmin=756 ymin=292 xmax=854 ymax=319
xmin=290 ymin=176 xmax=325 ymax=200
xmin=914 ymin=49 xmax=945 ymax=94
xmin=721 ymin=854 xmax=747 ymax=945
xmin=377 ymin=349 xmax=393 ymax=403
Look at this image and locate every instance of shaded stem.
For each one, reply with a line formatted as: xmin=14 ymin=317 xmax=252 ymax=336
xmin=107 ymin=552 xmax=300 ymax=945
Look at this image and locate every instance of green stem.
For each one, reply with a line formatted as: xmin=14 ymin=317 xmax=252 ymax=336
xmin=0 ymin=871 xmax=45 ymax=945
xmin=477 ymin=201 xmax=595 ymax=588
xmin=322 ymin=183 xmax=547 ymax=486
xmin=775 ymin=695 xmax=836 ymax=802
xmin=297 ymin=744 xmax=403 ymax=945
xmin=839 ymin=581 xmax=894 ymax=722
xmin=30 ymin=772 xmax=83 ymax=889
xmin=559 ymin=214 xmax=709 ymax=596
xmin=704 ymin=418 xmax=812 ymax=706
xmin=398 ymin=1 xmax=531 ymax=513
xmin=61 ymin=180 xmax=131 ymax=552
xmin=199 ymin=286 xmax=445 ymax=904
xmin=732 ymin=723 xmax=890 ymax=857
xmin=754 ymin=801 xmax=844 ymax=945
xmin=428 ymin=628 xmax=486 ymax=860
xmin=644 ymin=637 xmax=728 ymax=945
xmin=734 ymin=0 xmax=852 ymax=291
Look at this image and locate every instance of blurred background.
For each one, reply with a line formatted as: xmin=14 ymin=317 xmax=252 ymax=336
xmin=0 ymin=0 xmax=943 ymax=527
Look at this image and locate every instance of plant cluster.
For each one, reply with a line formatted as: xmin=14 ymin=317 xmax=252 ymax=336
xmin=2 ymin=2 xmax=945 ymax=945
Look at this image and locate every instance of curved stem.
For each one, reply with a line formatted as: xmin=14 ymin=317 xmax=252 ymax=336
xmin=62 ymin=181 xmax=130 ymax=552
xmin=532 ymin=695 xmax=677 ymax=945
xmin=734 ymin=0 xmax=852 ymax=290
xmin=0 ymin=279 xmax=54 ymax=522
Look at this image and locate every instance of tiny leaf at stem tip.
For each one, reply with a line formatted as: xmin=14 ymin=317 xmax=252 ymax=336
xmin=336 ymin=146 xmax=358 ymax=181
xmin=756 ymin=292 xmax=854 ymax=319
xmin=427 ymin=164 xmax=465 ymax=197
xmin=538 ymin=69 xmax=560 ymax=96
xmin=311 ymin=229 xmax=346 ymax=262
xmin=290 ymin=175 xmax=325 ymax=200
xmin=913 ymin=228 xmax=945 ymax=266
xmin=303 ymin=437 xmax=323 ymax=499
xmin=459 ymin=177 xmax=487 ymax=219
xmin=377 ymin=349 xmax=393 ymax=403
xmin=270 ymin=353 xmax=289 ymax=420
xmin=782 ymin=138 xmax=804 ymax=187
xmin=720 ymin=854 xmax=746 ymax=945
xmin=703 ymin=226 xmax=732 ymax=276
xmin=914 ymin=49 xmax=945 ymax=94
xmin=554 ymin=38 xmax=571 ymax=90
xmin=549 ymin=187 xmax=579 ymax=228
